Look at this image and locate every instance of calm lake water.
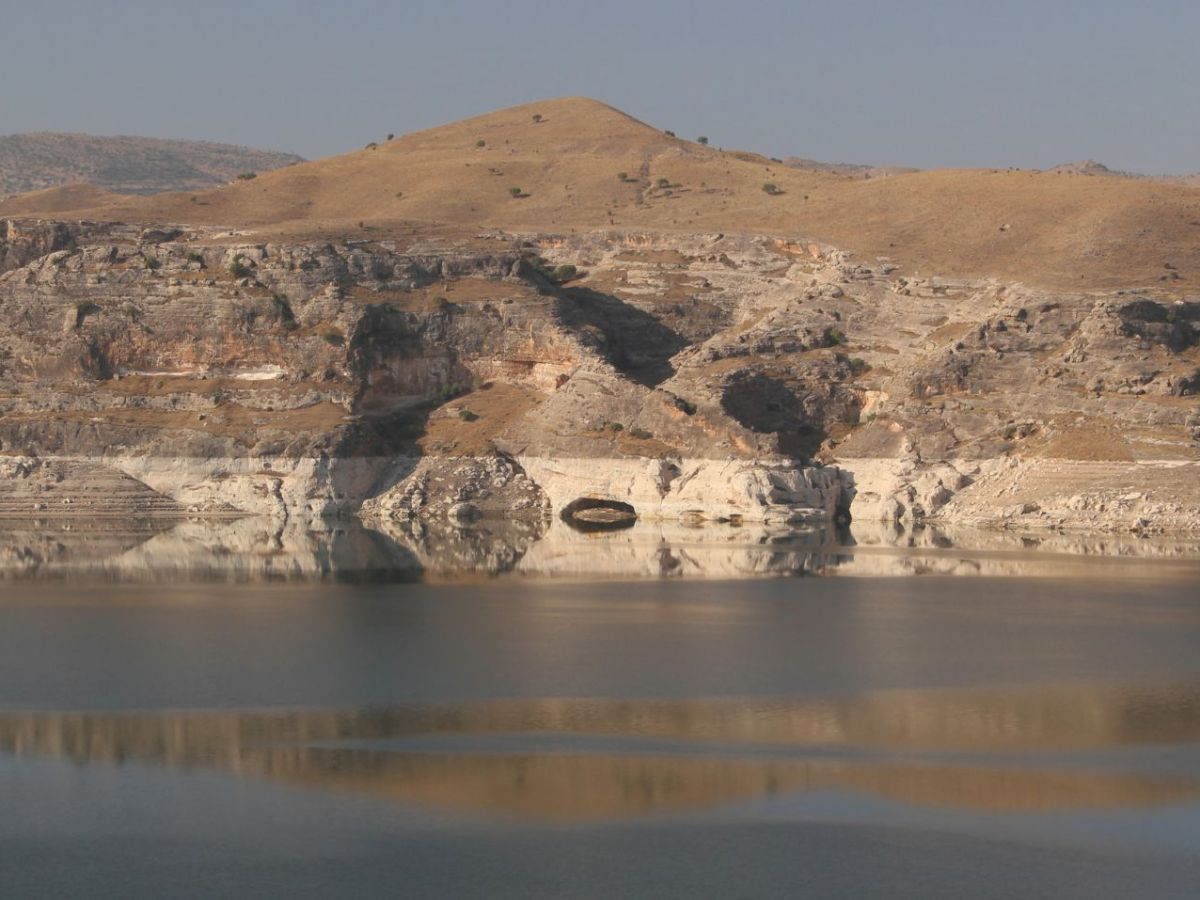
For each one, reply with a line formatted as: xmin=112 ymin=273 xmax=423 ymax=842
xmin=1 ymin=523 xmax=1199 ymax=898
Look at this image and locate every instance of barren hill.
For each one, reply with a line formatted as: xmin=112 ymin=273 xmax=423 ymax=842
xmin=0 ymin=132 xmax=303 ymax=197
xmin=3 ymin=97 xmax=1198 ymax=292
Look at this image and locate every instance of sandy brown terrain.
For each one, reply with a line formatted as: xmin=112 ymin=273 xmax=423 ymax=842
xmin=3 ymin=97 xmax=1198 ymax=293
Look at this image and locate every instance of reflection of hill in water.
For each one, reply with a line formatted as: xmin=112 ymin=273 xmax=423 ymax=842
xmin=2 ymin=684 xmax=1198 ymax=820
xmin=0 ymin=516 xmax=1198 ymax=583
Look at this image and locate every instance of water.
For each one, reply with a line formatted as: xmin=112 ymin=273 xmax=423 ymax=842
xmin=1 ymin=524 xmax=1199 ymax=898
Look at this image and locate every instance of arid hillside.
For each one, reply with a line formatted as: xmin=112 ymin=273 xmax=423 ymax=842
xmin=0 ymin=132 xmax=303 ymax=196
xmin=2 ymin=97 xmax=1198 ymax=292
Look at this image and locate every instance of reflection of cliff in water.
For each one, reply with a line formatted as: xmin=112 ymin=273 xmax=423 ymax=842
xmin=0 ymin=516 xmax=1198 ymax=583
xmin=2 ymin=684 xmax=1198 ymax=821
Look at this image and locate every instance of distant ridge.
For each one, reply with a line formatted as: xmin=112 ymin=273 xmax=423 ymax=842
xmin=0 ymin=132 xmax=304 ymax=197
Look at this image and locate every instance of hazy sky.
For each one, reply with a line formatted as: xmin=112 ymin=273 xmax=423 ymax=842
xmin=3 ymin=0 xmax=1197 ymax=173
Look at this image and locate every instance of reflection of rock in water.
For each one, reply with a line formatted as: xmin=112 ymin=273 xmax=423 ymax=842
xmin=515 ymin=520 xmax=837 ymax=579
xmin=836 ymin=521 xmax=1200 ymax=578
xmin=0 ymin=515 xmax=1198 ymax=583
xmin=0 ymin=517 xmax=421 ymax=583
xmin=367 ymin=515 xmax=547 ymax=577
xmin=2 ymin=684 xmax=1198 ymax=820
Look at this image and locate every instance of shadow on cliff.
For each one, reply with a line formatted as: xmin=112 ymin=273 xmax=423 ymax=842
xmin=553 ymin=287 xmax=689 ymax=387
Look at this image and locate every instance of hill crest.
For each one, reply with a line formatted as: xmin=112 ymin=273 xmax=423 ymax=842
xmin=2 ymin=96 xmax=1198 ymax=292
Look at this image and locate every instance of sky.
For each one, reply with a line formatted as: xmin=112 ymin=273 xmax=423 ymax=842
xmin=2 ymin=0 xmax=1197 ymax=173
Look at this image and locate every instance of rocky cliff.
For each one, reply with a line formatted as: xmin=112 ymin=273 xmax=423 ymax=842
xmin=2 ymin=213 xmax=1198 ymax=544
xmin=0 ymin=219 xmax=860 ymax=539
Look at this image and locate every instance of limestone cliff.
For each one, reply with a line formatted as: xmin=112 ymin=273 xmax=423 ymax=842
xmin=1 ymin=216 xmax=1197 ymax=539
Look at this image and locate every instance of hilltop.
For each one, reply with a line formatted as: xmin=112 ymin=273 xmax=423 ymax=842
xmin=0 ymin=132 xmax=303 ymax=197
xmin=2 ymin=97 xmax=1198 ymax=292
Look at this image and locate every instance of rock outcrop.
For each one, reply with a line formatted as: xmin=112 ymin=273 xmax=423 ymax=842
xmin=0 ymin=217 xmax=1197 ymax=539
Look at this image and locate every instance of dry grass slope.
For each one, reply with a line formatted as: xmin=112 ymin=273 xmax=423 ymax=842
xmin=4 ymin=97 xmax=1198 ymax=291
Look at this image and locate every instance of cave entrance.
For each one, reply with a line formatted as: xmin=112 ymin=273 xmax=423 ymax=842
xmin=560 ymin=497 xmax=638 ymax=532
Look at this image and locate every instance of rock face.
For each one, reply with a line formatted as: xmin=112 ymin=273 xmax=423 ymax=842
xmin=0 ymin=218 xmax=1197 ymax=535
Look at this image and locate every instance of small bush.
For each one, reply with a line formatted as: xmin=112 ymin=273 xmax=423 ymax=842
xmin=321 ymin=328 xmax=345 ymax=346
xmin=697 ymin=136 xmax=709 ymax=145
xmin=509 ymin=186 xmax=525 ymax=197
xmin=827 ymin=328 xmax=846 ymax=345
xmin=434 ymin=383 xmax=469 ymax=403
xmin=617 ymin=171 xmax=628 ymax=181
xmin=664 ymin=130 xmax=676 ymax=137
xmin=387 ymin=133 xmax=395 ymax=141
xmin=365 ymin=142 xmax=378 ymax=150
xmin=235 ymin=172 xmax=257 ymax=181
xmin=142 ymin=254 xmax=161 ymax=270
xmin=532 ymin=113 xmax=543 ymax=123
xmin=552 ymin=264 xmax=578 ymax=282
xmin=656 ymin=177 xmax=670 ymax=188
xmin=273 ymin=294 xmax=297 ymax=330
xmin=228 ymin=254 xmax=252 ymax=279
xmin=186 ymin=251 xmax=204 ymax=265
xmin=673 ymin=396 xmax=697 ymax=415
xmin=476 ymin=139 xmax=486 ymax=147
xmin=608 ymin=422 xmax=624 ymax=432
xmin=849 ymin=357 xmax=870 ymax=375
xmin=629 ymin=426 xmax=653 ymax=440
xmin=458 ymin=408 xmax=479 ymax=422
xmin=762 ymin=182 xmax=783 ymax=195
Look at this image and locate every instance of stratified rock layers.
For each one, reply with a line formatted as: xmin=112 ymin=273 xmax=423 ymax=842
xmin=1 ymin=219 xmax=1197 ymax=533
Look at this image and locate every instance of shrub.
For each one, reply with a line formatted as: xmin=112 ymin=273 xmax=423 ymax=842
xmin=629 ymin=426 xmax=652 ymax=440
xmin=656 ymin=177 xmax=671 ymax=188
xmin=434 ymin=383 xmax=469 ymax=403
xmin=827 ymin=328 xmax=846 ymax=345
xmin=433 ymin=295 xmax=452 ymax=310
xmin=273 ymin=294 xmax=297 ymax=330
xmin=697 ymin=136 xmax=709 ymax=145
xmin=321 ymin=329 xmax=345 ymax=346
xmin=617 ymin=172 xmax=628 ymax=181
xmin=532 ymin=113 xmax=543 ymax=123
xmin=673 ymin=396 xmax=697 ymax=415
xmin=552 ymin=264 xmax=578 ymax=282
xmin=476 ymin=139 xmax=486 ymax=147
xmin=509 ymin=186 xmax=524 ymax=197
xmin=608 ymin=422 xmax=624 ymax=432
xmin=849 ymin=357 xmax=870 ymax=374
xmin=762 ymin=182 xmax=783 ymax=195
xmin=186 ymin=251 xmax=204 ymax=265
xmin=365 ymin=142 xmax=378 ymax=150
xmin=228 ymin=254 xmax=252 ymax=279
xmin=235 ymin=172 xmax=256 ymax=181
xmin=664 ymin=130 xmax=676 ymax=137
xmin=387 ymin=133 xmax=395 ymax=141
xmin=142 ymin=254 xmax=161 ymax=270
xmin=458 ymin=408 xmax=479 ymax=422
